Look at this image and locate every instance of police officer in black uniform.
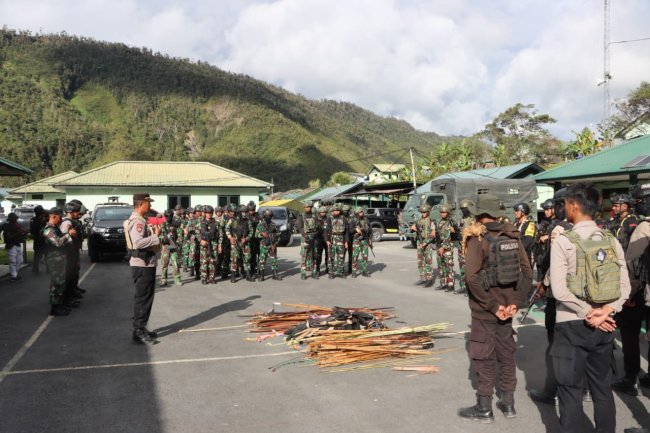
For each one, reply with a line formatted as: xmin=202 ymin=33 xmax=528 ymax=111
xmin=247 ymin=201 xmax=260 ymax=275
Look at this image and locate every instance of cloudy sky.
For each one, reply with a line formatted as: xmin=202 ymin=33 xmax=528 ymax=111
xmin=2 ymin=0 xmax=649 ymax=139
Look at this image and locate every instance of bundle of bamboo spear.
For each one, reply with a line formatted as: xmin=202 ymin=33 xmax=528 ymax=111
xmin=243 ymin=303 xmax=396 ymax=334
xmin=290 ymin=324 xmax=450 ymax=369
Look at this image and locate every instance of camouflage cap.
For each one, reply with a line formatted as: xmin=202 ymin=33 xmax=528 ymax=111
xmin=419 ymin=204 xmax=431 ymax=213
xmin=439 ymin=204 xmax=451 ymax=213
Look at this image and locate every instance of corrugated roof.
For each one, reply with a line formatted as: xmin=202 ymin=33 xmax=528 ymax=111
xmin=0 ymin=156 xmax=33 ymax=176
xmin=435 ymin=163 xmax=543 ymax=180
xmin=534 ymin=134 xmax=650 ymax=182
xmin=370 ymin=164 xmax=406 ymax=173
xmin=56 ymin=161 xmax=272 ymax=188
xmin=303 ymin=182 xmax=361 ymax=201
xmin=10 ymin=171 xmax=78 ymax=194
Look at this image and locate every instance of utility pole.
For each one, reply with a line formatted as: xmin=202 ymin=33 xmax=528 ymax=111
xmin=603 ymin=0 xmax=611 ymax=122
xmin=409 ymin=147 xmax=417 ymax=189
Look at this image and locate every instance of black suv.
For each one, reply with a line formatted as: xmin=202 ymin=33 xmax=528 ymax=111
xmin=86 ymin=203 xmax=133 ymax=262
xmin=365 ymin=208 xmax=399 ymax=242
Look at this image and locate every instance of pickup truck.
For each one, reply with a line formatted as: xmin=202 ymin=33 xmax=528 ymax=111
xmin=364 ymin=208 xmax=399 ymax=242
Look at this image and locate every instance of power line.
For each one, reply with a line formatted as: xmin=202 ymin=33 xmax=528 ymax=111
xmin=610 ymin=36 xmax=650 ymax=45
xmin=340 ymin=148 xmax=410 ymax=164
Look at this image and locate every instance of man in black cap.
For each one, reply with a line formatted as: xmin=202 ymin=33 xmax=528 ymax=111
xmin=125 ymin=193 xmax=161 ymax=344
xmin=458 ymin=194 xmax=532 ymax=422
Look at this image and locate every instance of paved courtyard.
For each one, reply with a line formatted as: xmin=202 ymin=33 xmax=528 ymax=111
xmin=0 ymin=236 xmax=648 ymax=433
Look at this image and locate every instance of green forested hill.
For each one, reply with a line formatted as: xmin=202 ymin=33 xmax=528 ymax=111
xmin=0 ymin=29 xmax=443 ymax=189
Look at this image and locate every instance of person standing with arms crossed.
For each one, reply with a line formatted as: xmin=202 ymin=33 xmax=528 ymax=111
xmin=125 ymin=193 xmax=161 ymax=345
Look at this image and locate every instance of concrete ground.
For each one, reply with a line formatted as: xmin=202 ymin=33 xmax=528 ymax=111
xmin=0 ymin=235 xmax=648 ymax=433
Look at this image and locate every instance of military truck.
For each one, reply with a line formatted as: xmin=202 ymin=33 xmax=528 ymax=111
xmin=401 ymin=178 xmax=539 ymax=246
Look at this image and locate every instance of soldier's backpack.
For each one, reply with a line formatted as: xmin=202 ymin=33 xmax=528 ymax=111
xmin=562 ymin=229 xmax=621 ymax=303
xmin=483 ymin=232 xmax=521 ymax=287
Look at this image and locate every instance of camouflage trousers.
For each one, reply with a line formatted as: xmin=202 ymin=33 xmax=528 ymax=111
xmin=455 ymin=241 xmax=466 ymax=290
xmin=438 ymin=246 xmax=454 ymax=288
xmin=300 ymin=238 xmax=317 ymax=277
xmin=46 ymin=254 xmax=67 ymax=305
xmin=417 ymin=241 xmax=434 ymax=280
xmin=161 ymin=246 xmax=181 ymax=284
xmin=258 ymin=243 xmax=278 ymax=272
xmin=186 ymin=236 xmax=199 ymax=269
xmin=231 ymin=241 xmax=251 ymax=274
xmin=200 ymin=242 xmax=218 ymax=283
xmin=351 ymin=239 xmax=369 ymax=274
xmin=330 ymin=235 xmax=346 ymax=276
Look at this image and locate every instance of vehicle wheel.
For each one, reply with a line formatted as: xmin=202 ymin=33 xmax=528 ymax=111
xmin=89 ymin=244 xmax=100 ymax=262
xmin=371 ymin=228 xmax=383 ymax=242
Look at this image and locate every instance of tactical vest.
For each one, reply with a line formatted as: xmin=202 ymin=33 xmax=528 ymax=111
xmin=234 ymin=218 xmax=249 ymax=238
xmin=482 ymin=232 xmax=521 ymax=287
xmin=331 ymin=217 xmax=345 ymax=235
xmin=417 ymin=217 xmax=433 ymax=239
xmin=562 ymin=229 xmax=621 ymax=303
xmin=303 ymin=214 xmax=317 ymax=233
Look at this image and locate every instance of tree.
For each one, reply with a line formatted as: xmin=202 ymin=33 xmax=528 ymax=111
xmin=480 ymin=103 xmax=557 ymax=165
xmin=565 ymin=127 xmax=600 ymax=160
xmin=599 ymin=81 xmax=650 ymax=139
xmin=326 ymin=171 xmax=353 ymax=186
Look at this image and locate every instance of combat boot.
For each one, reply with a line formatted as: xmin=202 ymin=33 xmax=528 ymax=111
xmin=301 ymin=274 xmax=307 ymax=280
xmin=496 ymin=391 xmax=516 ymax=418
xmin=362 ymin=271 xmax=370 ymax=277
xmin=246 ymin=272 xmax=255 ymax=282
xmin=351 ymin=272 xmax=357 ymax=278
xmin=458 ymin=395 xmax=494 ymax=423
xmin=424 ymin=279 xmax=433 ymax=288
xmin=312 ymin=271 xmax=319 ymax=280
xmin=328 ymin=273 xmax=335 ymax=279
xmin=50 ymin=305 xmax=70 ymax=316
xmin=174 ymin=277 xmax=183 ymax=286
xmin=230 ymin=273 xmax=237 ymax=283
xmin=258 ymin=270 xmax=265 ymax=281
xmin=272 ymin=270 xmax=282 ymax=281
xmin=189 ymin=267 xmax=195 ymax=277
xmin=160 ymin=279 xmax=167 ymax=287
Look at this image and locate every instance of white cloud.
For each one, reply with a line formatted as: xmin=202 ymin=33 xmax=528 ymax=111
xmin=1 ymin=0 xmax=649 ymax=139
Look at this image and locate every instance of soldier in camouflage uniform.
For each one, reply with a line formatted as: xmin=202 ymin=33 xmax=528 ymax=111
xmin=218 ymin=205 xmax=234 ymax=279
xmin=297 ymin=201 xmax=319 ymax=279
xmin=456 ymin=199 xmax=476 ymax=295
xmin=315 ymin=206 xmax=330 ymax=276
xmin=226 ymin=206 xmax=254 ymax=282
xmin=342 ymin=205 xmax=354 ymax=274
xmin=198 ymin=205 xmax=219 ymax=284
xmin=255 ymin=209 xmax=282 ymax=281
xmin=43 ymin=208 xmax=77 ymax=316
xmin=247 ymin=202 xmax=260 ymax=275
xmin=181 ymin=207 xmax=194 ymax=273
xmin=436 ymin=204 xmax=459 ymax=292
xmin=327 ymin=203 xmax=349 ymax=279
xmin=349 ymin=207 xmax=371 ymax=277
xmin=411 ymin=204 xmax=436 ymax=287
xmin=160 ymin=209 xmax=182 ymax=286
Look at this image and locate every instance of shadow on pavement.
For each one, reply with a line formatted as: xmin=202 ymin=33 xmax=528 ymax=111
xmin=154 ymin=295 xmax=261 ymax=337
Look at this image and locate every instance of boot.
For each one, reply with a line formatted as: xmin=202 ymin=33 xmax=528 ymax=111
xmin=458 ymin=395 xmax=494 ymax=423
xmin=351 ymin=272 xmax=357 ymax=278
xmin=174 ymin=278 xmax=183 ymax=286
xmin=301 ymin=274 xmax=307 ymax=280
xmin=328 ymin=273 xmax=335 ymax=279
xmin=362 ymin=271 xmax=370 ymax=277
xmin=272 ymin=270 xmax=282 ymax=281
xmin=246 ymin=271 xmax=255 ymax=282
xmin=258 ymin=270 xmax=265 ymax=282
xmin=230 ymin=273 xmax=237 ymax=283
xmin=612 ymin=377 xmax=638 ymax=396
xmin=189 ymin=268 xmax=194 ymax=277
xmin=424 ymin=279 xmax=433 ymax=288
xmin=160 ymin=279 xmax=167 ymax=286
xmin=50 ymin=305 xmax=70 ymax=316
xmin=312 ymin=271 xmax=319 ymax=280
xmin=496 ymin=391 xmax=516 ymax=418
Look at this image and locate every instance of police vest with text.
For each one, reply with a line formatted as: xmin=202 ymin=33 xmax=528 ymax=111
xmin=562 ymin=229 xmax=621 ymax=303
xmin=480 ymin=232 xmax=521 ymax=289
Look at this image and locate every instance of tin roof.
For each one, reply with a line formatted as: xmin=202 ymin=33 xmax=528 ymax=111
xmin=435 ymin=163 xmax=544 ymax=180
xmin=56 ymin=161 xmax=272 ymax=188
xmin=369 ymin=164 xmax=406 ymax=174
xmin=10 ymin=171 xmax=78 ymax=194
xmin=303 ymin=182 xmax=362 ymax=201
xmin=0 ymin=157 xmax=33 ymax=176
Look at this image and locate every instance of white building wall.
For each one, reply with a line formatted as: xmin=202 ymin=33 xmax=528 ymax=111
xmin=63 ymin=187 xmax=263 ymax=212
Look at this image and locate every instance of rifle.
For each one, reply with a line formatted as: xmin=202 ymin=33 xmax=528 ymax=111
xmin=519 ymin=283 xmax=542 ymax=323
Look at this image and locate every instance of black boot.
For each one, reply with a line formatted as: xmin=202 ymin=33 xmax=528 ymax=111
xmin=272 ymin=270 xmax=282 ymax=280
xmin=458 ymin=395 xmax=494 ymax=423
xmin=50 ymin=305 xmax=70 ymax=316
xmin=189 ymin=267 xmax=194 ymax=277
xmin=258 ymin=270 xmax=265 ymax=281
xmin=246 ymin=272 xmax=255 ymax=282
xmin=230 ymin=273 xmax=237 ymax=283
xmin=496 ymin=391 xmax=517 ymax=418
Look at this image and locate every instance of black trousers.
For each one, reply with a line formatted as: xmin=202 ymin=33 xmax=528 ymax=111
xmin=132 ymin=266 xmax=156 ymax=330
xmin=468 ymin=317 xmax=517 ymax=397
xmin=64 ymin=247 xmax=80 ymax=302
xmin=552 ymin=320 xmax=615 ymax=433
xmin=542 ymin=297 xmax=558 ymax=395
xmin=616 ymin=291 xmax=648 ymax=380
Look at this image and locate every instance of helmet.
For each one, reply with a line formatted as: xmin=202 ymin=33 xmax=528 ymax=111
xmin=459 ymin=199 xmax=475 ymax=209
xmin=34 ymin=205 xmax=45 ymax=215
xmin=342 ymin=205 xmax=350 ymax=213
xmin=214 ymin=206 xmax=222 ymax=213
xmin=331 ymin=203 xmax=342 ymax=211
xmin=203 ymin=205 xmax=214 ymax=213
xmin=164 ymin=209 xmax=173 ymax=217
xmin=69 ymin=199 xmax=83 ymax=207
xmin=174 ymin=204 xmax=182 ymax=210
xmin=439 ymin=204 xmax=451 ymax=213
xmin=227 ymin=204 xmax=237 ymax=212
xmin=354 ymin=207 xmax=364 ymax=214
xmin=303 ymin=200 xmax=313 ymax=207
xmin=64 ymin=202 xmax=80 ymax=213
xmin=612 ymin=194 xmax=632 ymax=204
xmin=263 ymin=209 xmax=273 ymax=219
xmin=238 ymin=204 xmax=247 ymax=213
xmin=419 ymin=204 xmax=431 ymax=213
xmin=186 ymin=207 xmax=194 ymax=213
xmin=541 ymin=199 xmax=555 ymax=210
xmin=318 ymin=206 xmax=328 ymax=213
xmin=247 ymin=201 xmax=256 ymax=211
xmin=194 ymin=205 xmax=203 ymax=212
xmin=513 ymin=203 xmax=531 ymax=214
xmin=6 ymin=212 xmax=17 ymax=222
